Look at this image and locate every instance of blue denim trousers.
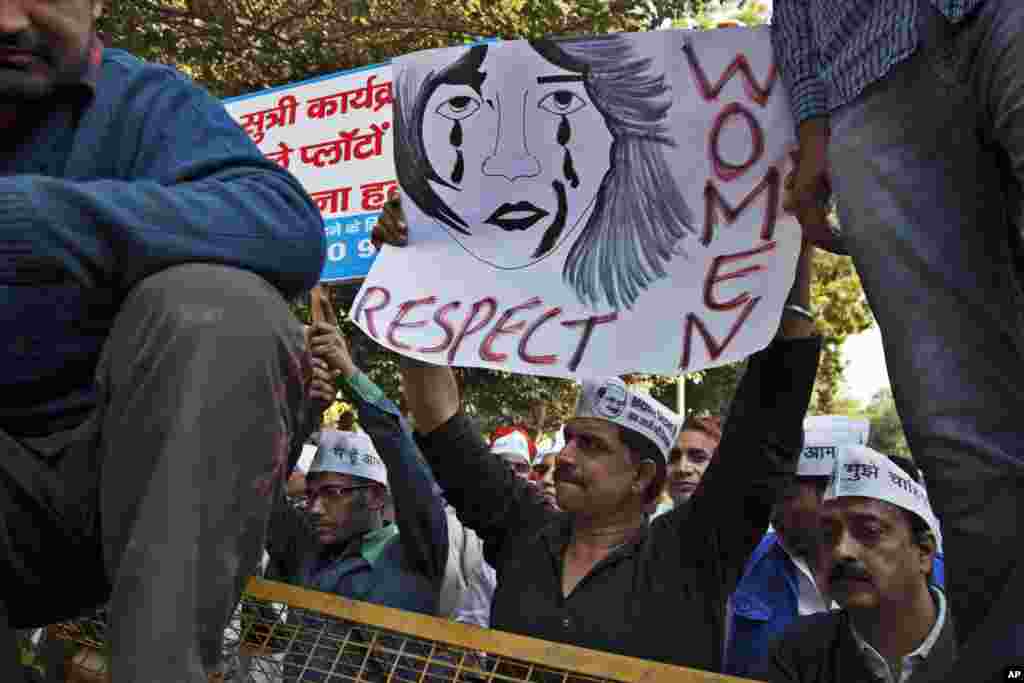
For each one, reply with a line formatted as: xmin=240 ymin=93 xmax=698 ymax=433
xmin=0 ymin=264 xmax=311 ymax=682
xmin=829 ymin=0 xmax=1024 ymax=678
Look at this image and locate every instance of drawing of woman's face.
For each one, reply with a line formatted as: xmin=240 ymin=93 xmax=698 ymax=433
xmin=421 ymin=42 xmax=614 ymax=269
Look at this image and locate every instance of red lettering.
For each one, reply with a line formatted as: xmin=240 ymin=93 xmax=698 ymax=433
xmin=519 ymin=307 xmax=563 ymax=366
xmin=418 ymin=302 xmax=461 ymax=354
xmin=704 ymin=242 xmax=777 ymax=311
xmin=683 ymin=42 xmax=778 ymax=107
xmin=561 ymin=313 xmax=618 ymax=373
xmin=448 ymin=297 xmax=498 ymax=364
xmin=679 ymin=297 xmax=761 ymax=370
xmin=480 ymin=297 xmax=543 ymax=363
xmin=702 ymin=167 xmax=781 ymax=246
xmin=352 ymin=287 xmax=391 ymax=339
xmin=709 ymin=102 xmax=764 ymax=182
xmin=385 ymin=296 xmax=437 ymax=351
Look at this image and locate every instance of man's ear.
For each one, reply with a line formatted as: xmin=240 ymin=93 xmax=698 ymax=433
xmin=634 ymin=458 xmax=657 ymax=496
xmin=916 ymin=531 xmax=937 ymax=577
xmin=93 ymin=1 xmax=105 ymax=20
xmin=364 ymin=484 xmax=389 ymax=512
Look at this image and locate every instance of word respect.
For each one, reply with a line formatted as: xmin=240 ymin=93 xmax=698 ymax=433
xmin=353 ymin=289 xmax=618 ymax=373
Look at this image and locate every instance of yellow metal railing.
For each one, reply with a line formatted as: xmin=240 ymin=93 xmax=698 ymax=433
xmin=51 ymin=577 xmax=756 ymax=683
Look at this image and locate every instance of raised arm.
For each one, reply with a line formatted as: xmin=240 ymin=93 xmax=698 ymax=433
xmin=0 ymin=54 xmax=324 ymax=297
xmin=400 ymin=361 xmax=558 ymax=565
xmin=309 ymin=323 xmax=448 ymax=583
xmin=669 ymin=243 xmax=820 ymax=588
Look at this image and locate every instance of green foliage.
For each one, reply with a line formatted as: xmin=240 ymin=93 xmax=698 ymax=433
xmin=808 ymin=252 xmax=874 ymax=414
xmin=862 ymin=388 xmax=911 ymax=458
xmin=98 ymin=0 xmax=656 ymax=98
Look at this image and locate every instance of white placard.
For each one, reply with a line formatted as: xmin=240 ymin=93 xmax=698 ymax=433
xmin=351 ymin=27 xmax=801 ymax=378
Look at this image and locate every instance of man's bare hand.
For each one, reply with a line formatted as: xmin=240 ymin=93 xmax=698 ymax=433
xmin=371 ymin=196 xmax=409 ymax=249
xmin=286 ymin=472 xmax=307 ymax=499
xmin=784 ymin=119 xmax=831 ymax=214
xmin=309 ymin=351 xmax=337 ymax=415
xmin=308 ymin=321 xmax=357 ymax=379
xmin=784 ymin=118 xmax=845 ymax=254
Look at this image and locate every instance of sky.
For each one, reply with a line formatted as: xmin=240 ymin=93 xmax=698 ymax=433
xmin=842 ymin=325 xmax=891 ymax=405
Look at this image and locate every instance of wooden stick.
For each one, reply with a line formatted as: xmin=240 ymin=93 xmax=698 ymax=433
xmin=310 ymin=284 xmax=338 ymax=326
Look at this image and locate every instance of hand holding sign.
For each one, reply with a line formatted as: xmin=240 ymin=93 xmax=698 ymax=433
xmin=309 ymin=321 xmax=358 ymax=380
xmin=372 ymin=196 xmax=408 ymax=248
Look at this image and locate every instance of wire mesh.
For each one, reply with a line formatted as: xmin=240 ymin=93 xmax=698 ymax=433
xmin=51 ymin=579 xmax=748 ymax=683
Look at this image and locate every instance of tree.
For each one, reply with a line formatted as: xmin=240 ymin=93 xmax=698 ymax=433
xmin=863 ymin=388 xmax=911 ymax=458
xmin=808 ymin=252 xmax=874 ymax=414
xmin=98 ymin=0 xmax=663 ymax=99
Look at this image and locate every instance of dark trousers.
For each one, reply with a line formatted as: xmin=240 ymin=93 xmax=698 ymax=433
xmin=828 ymin=1 xmax=1024 ymax=680
xmin=0 ymin=264 xmax=310 ymax=682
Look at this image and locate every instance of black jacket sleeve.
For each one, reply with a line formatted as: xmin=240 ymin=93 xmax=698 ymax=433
xmin=665 ymin=336 xmax=821 ymax=594
xmin=415 ymin=413 xmax=559 ymax=566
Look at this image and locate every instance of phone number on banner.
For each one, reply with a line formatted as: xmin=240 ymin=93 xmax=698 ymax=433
xmin=321 ymin=213 xmax=380 ymax=283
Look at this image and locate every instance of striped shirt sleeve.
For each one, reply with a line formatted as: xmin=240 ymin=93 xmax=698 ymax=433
xmin=771 ymin=0 xmax=828 ymax=126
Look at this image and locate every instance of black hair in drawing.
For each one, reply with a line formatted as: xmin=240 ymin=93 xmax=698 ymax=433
xmin=394 ymin=45 xmax=488 ymax=237
xmin=393 ymin=36 xmax=695 ymax=310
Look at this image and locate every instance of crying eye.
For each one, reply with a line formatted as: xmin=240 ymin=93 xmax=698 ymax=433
xmin=436 ymin=95 xmax=482 ymax=120
xmin=538 ymin=90 xmax=587 ymax=115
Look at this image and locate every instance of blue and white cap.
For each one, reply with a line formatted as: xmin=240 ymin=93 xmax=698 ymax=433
xmin=575 ymin=378 xmax=683 ymax=461
xmin=309 ymin=430 xmax=388 ymax=488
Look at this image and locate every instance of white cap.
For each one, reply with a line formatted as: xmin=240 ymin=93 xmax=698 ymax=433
xmin=804 ymin=415 xmax=870 ymax=445
xmin=825 ymin=445 xmax=942 ymax=552
xmin=309 ymin=430 xmax=388 ymax=488
xmin=490 ymin=430 xmax=533 ymax=466
xmin=799 ymin=415 xmax=870 ymax=477
xmin=295 ymin=444 xmax=318 ymax=475
xmin=575 ymin=378 xmax=683 ymax=461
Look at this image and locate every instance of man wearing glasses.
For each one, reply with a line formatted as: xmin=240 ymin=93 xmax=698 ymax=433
xmin=265 ymin=324 xmax=449 ymax=612
xmin=263 ymin=324 xmax=449 ymax=681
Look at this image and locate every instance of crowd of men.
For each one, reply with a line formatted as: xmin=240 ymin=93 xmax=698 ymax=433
xmin=1 ymin=0 xmax=1021 ymax=682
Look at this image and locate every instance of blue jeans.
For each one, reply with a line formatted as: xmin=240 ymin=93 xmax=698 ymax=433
xmin=829 ymin=0 xmax=1024 ymax=678
xmin=0 ymin=264 xmax=311 ymax=682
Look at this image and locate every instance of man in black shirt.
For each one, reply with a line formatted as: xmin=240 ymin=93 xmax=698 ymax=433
xmin=393 ymin=234 xmax=821 ymax=672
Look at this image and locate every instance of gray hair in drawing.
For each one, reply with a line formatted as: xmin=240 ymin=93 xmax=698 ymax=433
xmin=394 ymin=34 xmax=695 ymax=310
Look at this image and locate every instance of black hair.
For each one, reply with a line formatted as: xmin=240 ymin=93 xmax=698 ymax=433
xmin=618 ymin=426 xmax=667 ymax=505
xmin=886 ymin=455 xmax=936 ymax=579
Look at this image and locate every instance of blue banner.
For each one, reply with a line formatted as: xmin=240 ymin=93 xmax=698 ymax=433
xmin=321 ymin=213 xmax=380 ymax=282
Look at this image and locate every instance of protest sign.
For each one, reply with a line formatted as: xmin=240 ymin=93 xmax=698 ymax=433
xmin=351 ymin=27 xmax=802 ymax=378
xmin=224 ymin=63 xmax=397 ymax=282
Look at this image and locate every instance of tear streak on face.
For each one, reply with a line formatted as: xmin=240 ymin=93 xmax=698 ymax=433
xmin=421 ymin=43 xmax=614 ymax=270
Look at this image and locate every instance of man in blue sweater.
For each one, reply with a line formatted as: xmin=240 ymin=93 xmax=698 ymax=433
xmin=0 ymin=1 xmax=325 ymax=681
